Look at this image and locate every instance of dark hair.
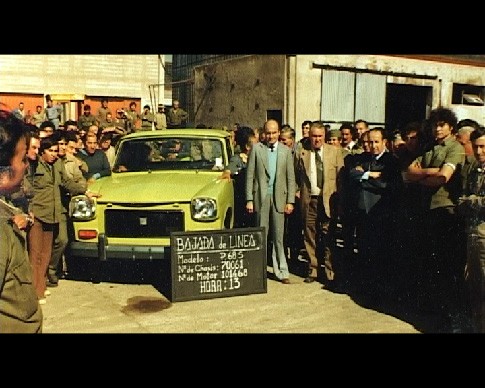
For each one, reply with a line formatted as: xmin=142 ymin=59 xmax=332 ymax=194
xmin=99 ymin=132 xmax=113 ymax=143
xmin=354 ymin=119 xmax=369 ymax=127
xmin=428 ymin=107 xmax=458 ymax=133
xmin=28 ymin=127 xmax=40 ymax=140
xmin=84 ymin=104 xmax=91 ymax=111
xmin=39 ymin=120 xmax=55 ymax=130
xmin=52 ymin=130 xmax=68 ymax=142
xmin=339 ymin=122 xmax=357 ymax=139
xmin=39 ymin=136 xmax=58 ymax=154
xmin=369 ymin=126 xmax=388 ymax=140
xmin=64 ymin=119 xmax=77 ymax=128
xmin=235 ymin=126 xmax=255 ymax=149
xmin=470 ymin=126 xmax=485 ymax=142
xmin=64 ymin=131 xmax=78 ymax=143
xmin=0 ymin=108 xmax=29 ymax=167
xmin=402 ymin=121 xmax=423 ymax=139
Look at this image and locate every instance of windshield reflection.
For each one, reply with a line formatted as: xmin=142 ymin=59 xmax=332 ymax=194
xmin=113 ymin=138 xmax=225 ymax=172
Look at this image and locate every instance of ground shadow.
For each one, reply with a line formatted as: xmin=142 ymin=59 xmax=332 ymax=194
xmin=325 ymin=247 xmax=471 ymax=334
xmin=66 ymin=258 xmax=173 ymax=299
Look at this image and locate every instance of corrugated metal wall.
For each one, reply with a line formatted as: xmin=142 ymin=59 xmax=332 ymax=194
xmin=321 ymin=70 xmax=355 ymax=122
xmin=0 ymin=55 xmax=165 ymax=121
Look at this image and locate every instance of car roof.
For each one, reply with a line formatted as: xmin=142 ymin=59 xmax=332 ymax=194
xmin=122 ymin=129 xmax=231 ymax=140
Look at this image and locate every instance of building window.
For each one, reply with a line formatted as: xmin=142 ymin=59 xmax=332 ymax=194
xmin=452 ymin=83 xmax=485 ymax=105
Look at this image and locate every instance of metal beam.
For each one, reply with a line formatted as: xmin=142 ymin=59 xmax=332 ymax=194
xmin=312 ymin=62 xmax=438 ymax=80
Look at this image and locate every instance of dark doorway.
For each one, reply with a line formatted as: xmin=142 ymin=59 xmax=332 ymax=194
xmin=267 ymin=109 xmax=283 ymax=127
xmin=386 ymin=84 xmax=431 ymax=131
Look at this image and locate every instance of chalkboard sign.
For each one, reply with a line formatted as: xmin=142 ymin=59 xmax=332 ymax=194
xmin=170 ymin=227 xmax=267 ymax=302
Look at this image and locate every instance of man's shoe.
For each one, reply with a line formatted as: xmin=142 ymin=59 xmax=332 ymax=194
xmin=304 ymin=277 xmax=315 ymax=283
xmin=47 ymin=273 xmax=59 ymax=284
xmin=281 ymin=278 xmax=291 ymax=284
xmin=46 ymin=280 xmax=58 ymax=288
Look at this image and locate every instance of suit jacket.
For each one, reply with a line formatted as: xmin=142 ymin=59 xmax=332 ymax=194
xmin=295 ymin=142 xmax=344 ymax=219
xmin=246 ymin=142 xmax=296 ymax=213
xmin=349 ymin=151 xmax=403 ymax=214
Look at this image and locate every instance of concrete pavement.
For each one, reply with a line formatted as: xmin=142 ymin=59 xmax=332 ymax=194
xmin=40 ymin=261 xmax=429 ymax=333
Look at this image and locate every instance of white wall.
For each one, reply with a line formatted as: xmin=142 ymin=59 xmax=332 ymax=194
xmin=0 ymin=55 xmax=166 ymax=109
xmin=289 ymin=55 xmax=485 ymax=136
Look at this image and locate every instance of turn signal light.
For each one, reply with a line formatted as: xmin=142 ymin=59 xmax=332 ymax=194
xmin=78 ymin=230 xmax=98 ymax=240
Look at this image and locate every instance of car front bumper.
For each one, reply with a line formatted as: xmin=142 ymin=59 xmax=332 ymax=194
xmin=67 ymin=234 xmax=170 ymax=261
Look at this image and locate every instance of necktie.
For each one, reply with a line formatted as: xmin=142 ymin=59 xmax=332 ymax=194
xmin=370 ymin=154 xmax=377 ymax=169
xmin=315 ymin=149 xmax=323 ymax=189
xmin=268 ymin=143 xmax=275 ymax=152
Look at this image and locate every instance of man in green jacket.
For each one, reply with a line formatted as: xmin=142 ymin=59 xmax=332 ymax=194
xmin=0 ymin=109 xmax=43 ymax=333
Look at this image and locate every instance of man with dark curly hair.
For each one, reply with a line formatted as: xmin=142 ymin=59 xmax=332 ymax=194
xmin=406 ymin=107 xmax=467 ymax=332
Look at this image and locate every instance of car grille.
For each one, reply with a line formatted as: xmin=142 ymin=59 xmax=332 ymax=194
xmin=105 ymin=209 xmax=185 ymax=238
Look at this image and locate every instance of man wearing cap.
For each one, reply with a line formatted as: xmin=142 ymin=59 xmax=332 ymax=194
xmin=155 ymin=104 xmax=167 ymax=130
xmin=327 ymin=128 xmax=350 ymax=158
xmin=78 ymin=105 xmax=98 ymax=132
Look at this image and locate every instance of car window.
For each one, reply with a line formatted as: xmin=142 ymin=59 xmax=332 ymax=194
xmin=113 ymin=137 xmax=226 ymax=172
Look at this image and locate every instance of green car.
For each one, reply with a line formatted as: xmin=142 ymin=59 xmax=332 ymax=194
xmin=67 ymin=129 xmax=235 ymax=276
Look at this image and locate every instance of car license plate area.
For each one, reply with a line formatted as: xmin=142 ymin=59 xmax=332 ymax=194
xmin=105 ymin=209 xmax=184 ymax=238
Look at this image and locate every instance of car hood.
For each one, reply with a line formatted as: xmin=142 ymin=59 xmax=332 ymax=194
xmin=92 ymin=171 xmax=224 ymax=203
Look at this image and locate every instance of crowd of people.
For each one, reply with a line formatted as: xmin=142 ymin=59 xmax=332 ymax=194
xmin=224 ymin=111 xmax=485 ymax=334
xmin=1 ymin=95 xmax=484 ymax=334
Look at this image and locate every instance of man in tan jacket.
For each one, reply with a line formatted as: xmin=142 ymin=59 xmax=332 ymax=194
xmin=294 ymin=122 xmax=344 ymax=285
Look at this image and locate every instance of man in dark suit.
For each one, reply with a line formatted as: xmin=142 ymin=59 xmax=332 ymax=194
xmin=348 ymin=127 xmax=403 ymax=297
xmin=246 ymin=119 xmax=296 ymax=284
xmin=295 ymin=122 xmax=344 ymax=285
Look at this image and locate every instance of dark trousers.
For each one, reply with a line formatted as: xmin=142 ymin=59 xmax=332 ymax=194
xmin=465 ymin=228 xmax=485 ymax=333
xmin=354 ymin=208 xmax=397 ymax=295
xmin=49 ymin=214 xmax=68 ymax=278
xmin=284 ymin=200 xmax=303 ymax=260
xmin=418 ymin=207 xmax=467 ymax=316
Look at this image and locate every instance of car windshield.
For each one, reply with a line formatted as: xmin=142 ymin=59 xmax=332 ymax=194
xmin=113 ymin=137 xmax=226 ymax=173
